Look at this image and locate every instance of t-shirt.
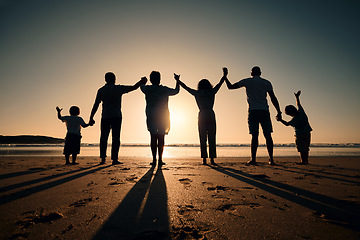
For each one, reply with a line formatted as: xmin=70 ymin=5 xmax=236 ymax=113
xmin=95 ymin=83 xmax=133 ymax=119
xmin=140 ymin=84 xmax=179 ymax=115
xmin=234 ymin=76 xmax=273 ymax=111
xmin=60 ymin=116 xmax=87 ymax=136
xmin=288 ymin=105 xmax=312 ymax=136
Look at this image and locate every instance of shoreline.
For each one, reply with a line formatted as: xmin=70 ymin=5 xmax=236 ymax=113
xmin=1 ymin=156 xmax=359 ymax=239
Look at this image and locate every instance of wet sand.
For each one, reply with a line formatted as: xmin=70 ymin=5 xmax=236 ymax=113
xmin=0 ymin=156 xmax=359 ymax=239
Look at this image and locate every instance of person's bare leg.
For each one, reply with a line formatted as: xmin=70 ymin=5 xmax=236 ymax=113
xmin=72 ymin=154 xmax=78 ymax=164
xmin=300 ymin=151 xmax=309 ymax=164
xmin=150 ymin=134 xmax=157 ymax=165
xmin=158 ymin=134 xmax=165 ymax=165
xmin=65 ymin=154 xmax=71 ymax=165
xmin=247 ymin=133 xmax=258 ymax=165
xmin=264 ymin=133 xmax=275 ymax=165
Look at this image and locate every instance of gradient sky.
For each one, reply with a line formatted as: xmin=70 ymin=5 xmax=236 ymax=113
xmin=1 ymin=0 xmax=359 ymax=144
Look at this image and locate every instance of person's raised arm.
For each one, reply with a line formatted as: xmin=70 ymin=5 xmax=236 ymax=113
xmin=213 ymin=67 xmax=227 ymax=93
xmin=175 ymin=73 xmax=196 ymax=95
xmin=166 ymin=73 xmax=180 ymax=96
xmin=223 ymin=67 xmax=240 ymax=89
xmin=268 ymin=90 xmax=282 ymax=119
xmin=294 ymin=90 xmax=301 ymax=107
xmin=123 ymin=77 xmax=148 ymax=93
xmin=56 ymin=106 xmax=63 ymax=120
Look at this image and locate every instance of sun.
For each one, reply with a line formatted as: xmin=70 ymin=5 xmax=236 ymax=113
xmin=169 ymin=108 xmax=187 ymax=128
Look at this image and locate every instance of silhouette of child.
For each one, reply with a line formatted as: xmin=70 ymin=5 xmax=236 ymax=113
xmin=175 ymin=68 xmax=226 ymax=165
xmin=56 ymin=106 xmax=91 ymax=165
xmin=276 ymin=91 xmax=312 ymax=164
xmin=140 ymin=71 xmax=179 ymax=166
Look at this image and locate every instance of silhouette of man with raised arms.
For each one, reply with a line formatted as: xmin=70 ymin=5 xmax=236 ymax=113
xmin=224 ymin=66 xmax=281 ymax=165
xmin=89 ymin=72 xmax=147 ymax=165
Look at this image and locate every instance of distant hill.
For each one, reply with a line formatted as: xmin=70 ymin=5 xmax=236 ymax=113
xmin=0 ymin=135 xmax=64 ymax=144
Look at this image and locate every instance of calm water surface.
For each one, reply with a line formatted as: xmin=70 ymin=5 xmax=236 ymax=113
xmin=1 ymin=145 xmax=359 ymax=158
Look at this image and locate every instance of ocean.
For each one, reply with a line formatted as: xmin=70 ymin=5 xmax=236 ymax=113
xmin=0 ymin=144 xmax=359 ymax=158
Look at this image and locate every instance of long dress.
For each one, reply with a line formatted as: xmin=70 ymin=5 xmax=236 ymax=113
xmin=140 ymin=84 xmax=179 ymax=134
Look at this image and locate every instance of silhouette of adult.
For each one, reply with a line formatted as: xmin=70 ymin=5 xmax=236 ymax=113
xmin=175 ymin=68 xmax=226 ymax=165
xmin=89 ymin=72 xmax=147 ymax=165
xmin=140 ymin=71 xmax=179 ymax=166
xmin=224 ymin=66 xmax=281 ymax=165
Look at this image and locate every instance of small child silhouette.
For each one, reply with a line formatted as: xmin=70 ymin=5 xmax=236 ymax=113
xmin=277 ymin=91 xmax=312 ymax=164
xmin=56 ymin=106 xmax=92 ymax=165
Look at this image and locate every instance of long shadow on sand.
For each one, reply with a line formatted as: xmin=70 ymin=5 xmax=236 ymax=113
xmin=0 ymin=165 xmax=64 ymax=180
xmin=0 ymin=165 xmax=111 ymax=205
xmin=211 ymin=165 xmax=360 ymax=231
xmin=260 ymin=164 xmax=360 ymax=185
xmin=93 ymin=167 xmax=169 ymax=240
xmin=0 ymin=165 xmax=100 ymax=193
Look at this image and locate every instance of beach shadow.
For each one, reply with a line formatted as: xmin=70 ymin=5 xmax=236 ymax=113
xmin=93 ymin=167 xmax=169 ymax=240
xmin=210 ymin=165 xmax=360 ymax=231
xmin=0 ymin=165 xmax=111 ymax=205
xmin=260 ymin=165 xmax=360 ymax=185
xmin=0 ymin=165 xmax=99 ymax=193
xmin=0 ymin=165 xmax=64 ymax=180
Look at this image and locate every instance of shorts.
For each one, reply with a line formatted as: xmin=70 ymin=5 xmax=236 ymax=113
xmin=295 ymin=133 xmax=311 ymax=152
xmin=63 ymin=133 xmax=82 ymax=155
xmin=248 ymin=110 xmax=273 ymax=134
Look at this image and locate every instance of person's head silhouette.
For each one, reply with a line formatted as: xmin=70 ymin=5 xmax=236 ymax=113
xmin=105 ymin=72 xmax=116 ymax=83
xmin=150 ymin=71 xmax=161 ymax=85
xmin=251 ymin=66 xmax=261 ymax=77
xmin=69 ymin=106 xmax=80 ymax=116
xmin=197 ymin=79 xmax=213 ymax=90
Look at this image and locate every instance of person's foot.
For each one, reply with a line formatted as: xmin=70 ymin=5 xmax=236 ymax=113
xmin=202 ymin=159 xmax=207 ymax=165
xmin=296 ymin=162 xmax=307 ymax=165
xmin=100 ymin=158 xmax=106 ymax=165
xmin=246 ymin=160 xmax=257 ymax=166
xmin=65 ymin=162 xmax=71 ymax=165
xmin=269 ymin=160 xmax=276 ymax=165
xmin=112 ymin=160 xmax=123 ymax=165
xmin=210 ymin=159 xmax=217 ymax=165
xmin=158 ymin=161 xmax=165 ymax=166
xmin=71 ymin=162 xmax=79 ymax=165
xmin=150 ymin=161 xmax=156 ymax=166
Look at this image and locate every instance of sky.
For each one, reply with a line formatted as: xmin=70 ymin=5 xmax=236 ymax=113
xmin=0 ymin=0 xmax=359 ymax=144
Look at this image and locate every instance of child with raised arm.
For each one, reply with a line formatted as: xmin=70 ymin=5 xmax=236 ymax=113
xmin=276 ymin=91 xmax=312 ymax=164
xmin=56 ymin=106 xmax=91 ymax=165
xmin=175 ymin=68 xmax=226 ymax=165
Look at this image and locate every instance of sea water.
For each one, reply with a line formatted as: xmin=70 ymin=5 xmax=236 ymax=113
xmin=0 ymin=144 xmax=359 ymax=158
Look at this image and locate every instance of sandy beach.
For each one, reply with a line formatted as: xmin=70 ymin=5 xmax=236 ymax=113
xmin=0 ymin=156 xmax=359 ymax=240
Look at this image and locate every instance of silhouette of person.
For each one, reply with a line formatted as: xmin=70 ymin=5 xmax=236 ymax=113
xmin=277 ymin=91 xmax=312 ymax=164
xmin=224 ymin=66 xmax=281 ymax=165
xmin=175 ymin=68 xmax=226 ymax=165
xmin=89 ymin=72 xmax=147 ymax=165
xmin=140 ymin=71 xmax=179 ymax=166
xmin=56 ymin=106 xmax=91 ymax=165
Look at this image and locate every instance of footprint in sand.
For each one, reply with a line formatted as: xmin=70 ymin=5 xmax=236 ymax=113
xmin=69 ymin=197 xmax=92 ymax=207
xmin=16 ymin=211 xmax=63 ymax=228
xmin=179 ymin=178 xmax=192 ymax=189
